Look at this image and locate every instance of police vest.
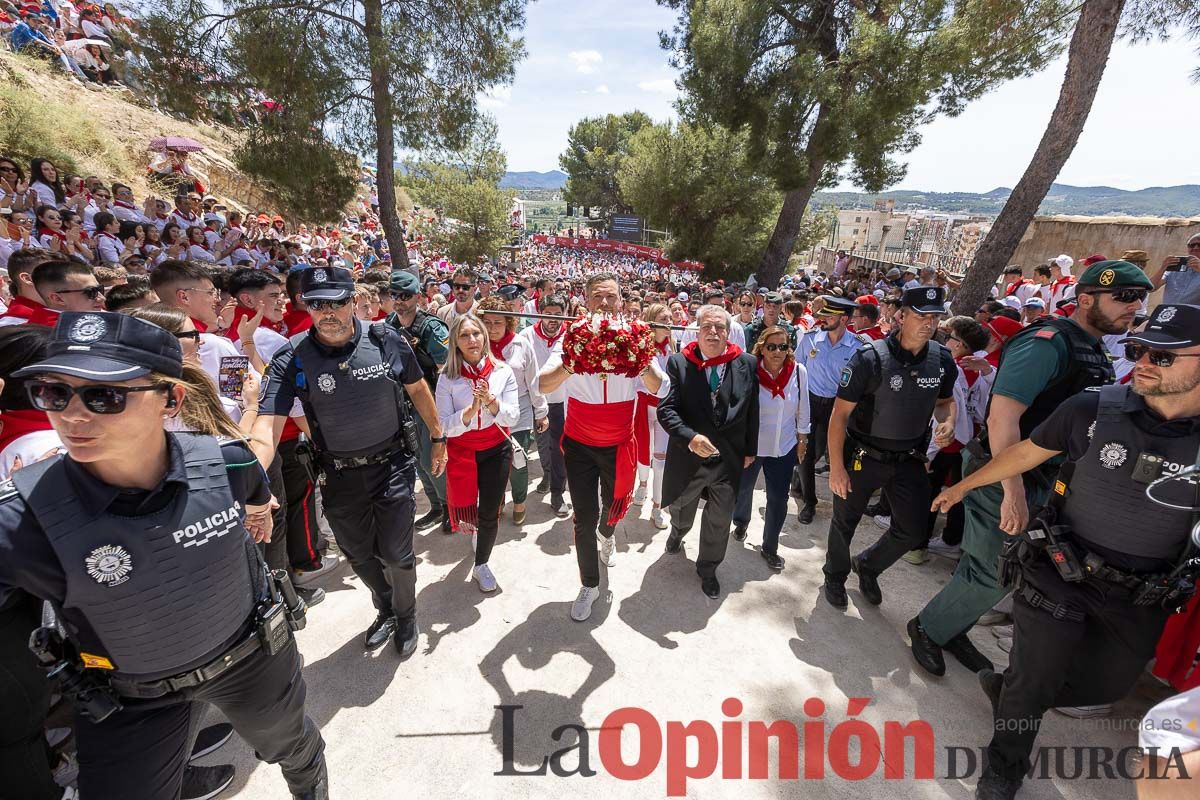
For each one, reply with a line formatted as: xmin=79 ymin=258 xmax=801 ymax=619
xmin=995 ymin=317 xmax=1114 ymax=438
xmin=11 ymin=434 xmax=259 ymax=679
xmin=292 ymin=322 xmax=406 ymax=458
xmin=849 ymin=338 xmax=947 ymax=445
xmin=1060 ymin=385 xmax=1197 ymax=562
xmin=402 ymin=311 xmax=440 ymax=390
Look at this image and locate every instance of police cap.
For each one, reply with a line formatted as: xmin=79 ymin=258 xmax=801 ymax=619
xmin=1121 ymin=304 xmax=1200 ymax=349
xmin=816 ymin=296 xmax=857 ymax=316
xmin=478 ymin=272 xmax=494 ymax=283
xmin=497 ymin=283 xmax=523 ymax=301
xmin=764 ymin=292 xmax=784 ymax=304
xmin=901 ymin=286 xmax=948 ymax=315
xmin=1076 ymin=260 xmax=1154 ymax=291
xmin=300 ymin=266 xmax=356 ymax=302
xmin=389 ymin=271 xmax=421 ymax=294
xmin=14 ymin=311 xmax=183 ymax=380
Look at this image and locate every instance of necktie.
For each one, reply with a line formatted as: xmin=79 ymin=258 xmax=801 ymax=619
xmin=709 ymin=366 xmax=720 ymax=393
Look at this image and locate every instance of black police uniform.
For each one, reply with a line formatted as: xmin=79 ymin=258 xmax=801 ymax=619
xmin=0 ymin=312 xmax=326 ymax=800
xmin=261 ymin=271 xmax=426 ymax=650
xmin=980 ymin=305 xmax=1200 ymax=794
xmin=823 ymin=290 xmax=957 ymax=598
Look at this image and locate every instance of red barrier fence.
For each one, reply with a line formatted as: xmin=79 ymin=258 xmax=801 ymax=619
xmin=530 ymin=235 xmax=704 ymax=271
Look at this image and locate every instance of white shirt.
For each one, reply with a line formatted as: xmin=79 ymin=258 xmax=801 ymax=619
xmin=111 ymin=201 xmax=150 ymax=224
xmin=169 ymin=210 xmax=200 ymax=230
xmin=30 ymin=181 xmax=58 ymax=208
xmin=436 ymin=359 xmax=520 ymax=438
xmin=540 ymin=352 xmax=669 ymax=407
xmin=188 ymin=244 xmax=217 ymax=263
xmin=754 ymin=362 xmax=811 ymax=457
xmin=518 ymin=325 xmax=566 ymax=404
xmin=1140 ymin=687 xmax=1200 ymax=753
xmin=498 ymin=335 xmax=547 ymax=432
xmin=678 ymin=315 xmax=746 ymax=351
xmin=0 ymin=430 xmax=64 ymax=481
xmin=94 ymin=231 xmax=125 ymax=264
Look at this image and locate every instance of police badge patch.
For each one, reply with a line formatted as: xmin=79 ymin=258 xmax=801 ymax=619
xmin=839 ymin=366 xmax=852 ymax=387
xmin=889 ymin=374 xmax=904 ymax=392
xmin=85 ymin=544 xmax=133 ymax=587
xmin=313 ymin=268 xmax=328 ymax=284
xmin=70 ymin=315 xmax=107 ymax=343
xmin=316 ymin=373 xmax=336 ymax=394
xmin=1156 ymin=306 xmax=1176 ymax=324
xmin=1098 ymin=442 xmax=1128 ymax=469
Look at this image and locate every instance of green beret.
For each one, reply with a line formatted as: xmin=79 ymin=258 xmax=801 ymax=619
xmin=389 ymin=271 xmax=421 ymax=294
xmin=1077 ymin=260 xmax=1153 ymax=291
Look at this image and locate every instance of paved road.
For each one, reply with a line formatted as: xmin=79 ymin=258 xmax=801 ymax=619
xmin=212 ymin=479 xmax=1168 ymax=799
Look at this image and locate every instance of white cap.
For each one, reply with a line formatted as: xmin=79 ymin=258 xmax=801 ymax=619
xmin=678 ymin=291 xmax=689 ymax=302
xmin=1001 ymin=296 xmax=1023 ymax=310
xmin=1023 ymin=297 xmax=1045 ymax=308
xmin=1054 ymin=254 xmax=1073 ymax=276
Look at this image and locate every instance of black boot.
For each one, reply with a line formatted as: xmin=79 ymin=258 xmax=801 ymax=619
xmin=415 ymin=504 xmax=443 ymax=528
xmin=440 ymin=505 xmax=453 ymax=534
xmin=292 ymin=761 xmax=329 ymax=800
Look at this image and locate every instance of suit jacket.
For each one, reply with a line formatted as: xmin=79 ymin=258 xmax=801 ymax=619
xmin=657 ymin=351 xmax=759 ymax=507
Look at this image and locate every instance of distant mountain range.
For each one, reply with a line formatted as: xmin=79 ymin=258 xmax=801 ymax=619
xmin=501 ymin=170 xmax=568 ymax=189
xmin=811 ymin=183 xmax=1200 ymax=218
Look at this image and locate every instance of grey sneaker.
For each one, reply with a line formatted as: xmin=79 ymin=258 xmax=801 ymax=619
xmin=1053 ymin=704 xmax=1112 ymax=719
xmin=872 ymin=515 xmax=891 ymax=530
xmin=978 ymin=609 xmax=1011 ymax=626
xmin=472 ymin=564 xmax=498 ymax=593
xmin=570 ymin=586 xmax=600 ymax=621
xmin=599 ymin=534 xmax=615 ymax=567
xmin=651 ymin=506 xmax=668 ymax=530
xmin=926 ymin=537 xmax=962 ymax=559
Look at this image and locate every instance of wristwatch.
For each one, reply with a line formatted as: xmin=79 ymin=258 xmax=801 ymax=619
xmin=430 ymin=436 xmax=447 ymax=443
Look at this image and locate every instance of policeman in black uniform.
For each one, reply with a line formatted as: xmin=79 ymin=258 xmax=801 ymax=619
xmin=386 ymin=270 xmax=451 ymax=533
xmin=252 ymin=267 xmax=446 ymax=656
xmin=931 ymin=303 xmax=1200 ymax=800
xmin=0 ymin=311 xmax=327 ymax=800
xmin=822 ymin=287 xmax=959 ymax=610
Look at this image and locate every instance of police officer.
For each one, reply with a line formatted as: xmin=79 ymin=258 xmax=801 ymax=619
xmin=0 ymin=311 xmax=328 ymax=799
xmin=742 ymin=291 xmax=795 ymax=352
xmin=252 ymin=267 xmax=447 ymax=656
xmin=821 ymin=287 xmax=958 ymax=610
xmin=930 ymin=303 xmax=1200 ymax=800
xmin=386 ymin=270 xmax=451 ymax=533
xmin=908 ymin=261 xmax=1148 ymax=677
xmin=795 ymin=295 xmax=863 ymax=524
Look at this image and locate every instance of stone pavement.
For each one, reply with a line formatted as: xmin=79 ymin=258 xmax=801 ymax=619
xmin=210 ymin=480 xmax=1172 ymax=799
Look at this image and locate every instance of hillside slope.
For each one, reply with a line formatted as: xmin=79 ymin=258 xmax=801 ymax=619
xmin=0 ymin=51 xmax=283 ymax=214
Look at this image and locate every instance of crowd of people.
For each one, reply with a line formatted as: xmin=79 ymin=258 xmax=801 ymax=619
xmin=4 ymin=0 xmax=132 ymax=86
xmin=0 ymin=145 xmax=1199 ymax=800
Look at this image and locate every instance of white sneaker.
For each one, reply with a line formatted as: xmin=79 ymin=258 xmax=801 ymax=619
xmin=1053 ymin=704 xmax=1112 ymax=719
xmin=872 ymin=515 xmax=891 ymax=530
xmin=978 ymin=609 xmax=1011 ymax=626
xmin=651 ymin=507 xmax=668 ymax=530
xmin=634 ymin=481 xmax=647 ymax=502
xmin=472 ymin=564 xmax=498 ymax=593
xmin=292 ymin=553 xmax=342 ymax=586
xmin=599 ymin=534 xmax=615 ymax=567
xmin=571 ymin=586 xmax=600 ymax=621
xmin=926 ymin=537 xmax=962 ymax=559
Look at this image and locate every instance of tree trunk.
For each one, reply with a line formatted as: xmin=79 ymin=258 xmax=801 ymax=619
xmin=363 ymin=0 xmax=412 ymax=274
xmin=756 ymin=175 xmax=823 ymax=289
xmin=951 ymin=0 xmax=1126 ymax=315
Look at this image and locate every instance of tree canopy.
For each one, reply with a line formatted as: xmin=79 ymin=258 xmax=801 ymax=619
xmin=558 ymin=111 xmax=654 ymax=230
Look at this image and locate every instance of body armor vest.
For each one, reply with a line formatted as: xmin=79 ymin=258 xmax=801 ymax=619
xmin=1061 ymin=385 xmax=1197 ymax=562
xmin=994 ymin=317 xmax=1114 ymax=438
xmin=850 ymin=338 xmax=947 ymax=445
xmin=401 ymin=311 xmax=440 ymax=390
xmin=292 ymin=322 xmax=404 ymax=457
xmin=12 ymin=434 xmax=258 ymax=679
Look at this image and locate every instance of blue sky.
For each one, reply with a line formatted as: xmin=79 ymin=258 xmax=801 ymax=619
xmin=486 ymin=1 xmax=1200 ymax=192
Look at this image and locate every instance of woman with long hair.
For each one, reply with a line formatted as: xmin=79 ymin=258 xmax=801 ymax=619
xmin=731 ymin=325 xmax=810 ymax=572
xmin=475 ymin=295 xmax=546 ymax=525
xmin=634 ymin=303 xmax=674 ymax=529
xmin=436 ymin=314 xmax=519 ymax=592
xmin=28 ymin=158 xmax=64 ymax=208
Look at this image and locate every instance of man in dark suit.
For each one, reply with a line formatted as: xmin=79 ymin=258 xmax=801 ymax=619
xmin=658 ymin=304 xmax=760 ymax=599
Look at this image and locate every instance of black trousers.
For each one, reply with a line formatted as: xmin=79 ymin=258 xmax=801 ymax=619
xmin=823 ymin=446 xmax=929 ymax=584
xmin=534 ymin=402 xmax=568 ymax=493
xmin=473 ymin=441 xmax=514 ymax=566
xmin=668 ymin=460 xmax=735 ymax=579
xmin=0 ymin=594 xmax=58 ymax=800
xmin=986 ymin=558 xmax=1170 ymax=780
xmin=798 ymin=394 xmax=836 ymax=508
xmin=925 ymin=449 xmax=965 ymax=546
xmin=261 ymin=455 xmax=289 ymax=574
xmin=321 ymin=453 xmax=418 ymax=622
xmin=563 ymin=435 xmax=617 ymax=588
xmin=76 ymin=638 xmax=325 ymax=799
xmin=279 ymin=438 xmax=326 ymax=570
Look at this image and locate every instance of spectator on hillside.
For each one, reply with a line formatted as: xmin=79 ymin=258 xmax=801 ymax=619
xmin=0 ymin=157 xmax=36 ymax=213
xmin=28 ymin=158 xmax=64 ymax=208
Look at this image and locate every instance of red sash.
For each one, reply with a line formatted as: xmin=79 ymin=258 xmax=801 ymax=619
xmin=564 ymin=397 xmax=637 ymax=525
xmin=1 ymin=296 xmax=59 ymax=327
xmin=633 ymin=392 xmax=660 ymax=466
xmin=446 ymin=359 xmax=508 ymax=530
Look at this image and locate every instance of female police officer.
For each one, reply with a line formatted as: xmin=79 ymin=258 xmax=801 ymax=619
xmin=0 ymin=311 xmax=328 ymax=800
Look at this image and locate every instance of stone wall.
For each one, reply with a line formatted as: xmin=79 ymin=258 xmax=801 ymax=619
xmin=1010 ymin=215 xmax=1200 ymax=272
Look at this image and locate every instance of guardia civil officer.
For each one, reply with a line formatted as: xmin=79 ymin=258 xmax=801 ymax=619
xmin=821 ymin=287 xmax=958 ymax=610
xmin=0 ymin=311 xmax=328 ymax=799
xmin=252 ymin=267 xmax=447 ymax=656
xmin=794 ymin=295 xmax=865 ymax=523
xmin=908 ymin=260 xmax=1144 ymax=677
xmin=930 ymin=304 xmax=1200 ymax=800
xmin=386 ymin=270 xmax=451 ymax=533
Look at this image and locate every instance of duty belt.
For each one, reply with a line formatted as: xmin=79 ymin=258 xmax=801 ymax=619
xmin=1016 ymin=584 xmax=1085 ymax=623
xmin=320 ymin=444 xmax=406 ymax=471
xmin=848 ymin=434 xmax=925 ymax=464
xmin=109 ymin=624 xmax=266 ymax=699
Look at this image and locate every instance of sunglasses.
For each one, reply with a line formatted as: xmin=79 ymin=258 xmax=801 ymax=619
xmin=737 ymin=301 xmax=754 ymax=307
xmin=27 ymin=381 xmax=166 ymax=414
xmin=308 ymin=298 xmax=351 ymax=311
xmin=452 ymin=283 xmax=475 ymax=291
xmin=1085 ymin=288 xmax=1148 ymax=304
xmin=763 ymin=343 xmax=792 ymax=353
xmin=391 ymin=291 xmax=414 ymax=300
xmin=174 ymin=330 xmax=201 ymax=343
xmin=56 ymin=286 xmax=106 ymax=300
xmin=1124 ymin=344 xmax=1200 ymax=368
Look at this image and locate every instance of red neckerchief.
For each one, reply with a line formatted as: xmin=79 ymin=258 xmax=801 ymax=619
xmin=955 ymin=355 xmax=981 ymax=388
xmin=224 ymin=305 xmax=285 ymax=343
xmin=0 ymin=408 xmax=54 ymax=454
xmin=189 ymin=317 xmax=208 ymax=333
xmin=655 ymin=337 xmax=672 ymax=355
xmin=532 ymin=321 xmax=564 ymax=346
xmin=1 ymin=296 xmax=59 ymax=327
xmin=113 ymin=200 xmax=136 ymax=210
xmin=173 ymin=209 xmax=197 ymax=223
xmin=1004 ymin=279 xmax=1029 ymax=297
xmin=39 ymin=227 xmax=67 ymax=244
xmin=462 ymin=356 xmax=494 ymax=383
xmin=757 ymin=359 xmax=795 ymax=398
xmin=682 ymin=340 xmax=742 ymax=369
xmin=489 ymin=330 xmax=515 ymax=362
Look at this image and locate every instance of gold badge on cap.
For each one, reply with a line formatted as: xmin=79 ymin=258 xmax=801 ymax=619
xmin=1098 ymin=269 xmax=1115 ymax=286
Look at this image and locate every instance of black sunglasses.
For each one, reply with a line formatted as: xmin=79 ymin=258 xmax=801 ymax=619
xmin=55 ymin=286 xmax=106 ymax=300
xmin=308 ymin=298 xmax=351 ymax=311
xmin=763 ymin=343 xmax=792 ymax=353
xmin=1124 ymin=344 xmax=1200 ymax=368
xmin=391 ymin=291 xmax=414 ymax=300
xmin=452 ymin=283 xmax=475 ymax=291
xmin=26 ymin=381 xmax=167 ymax=414
xmin=1085 ymin=288 xmax=1148 ymax=304
xmin=174 ymin=330 xmax=201 ymax=343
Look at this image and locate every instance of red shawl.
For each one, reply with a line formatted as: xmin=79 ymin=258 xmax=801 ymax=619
xmin=446 ymin=357 xmax=508 ymax=531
